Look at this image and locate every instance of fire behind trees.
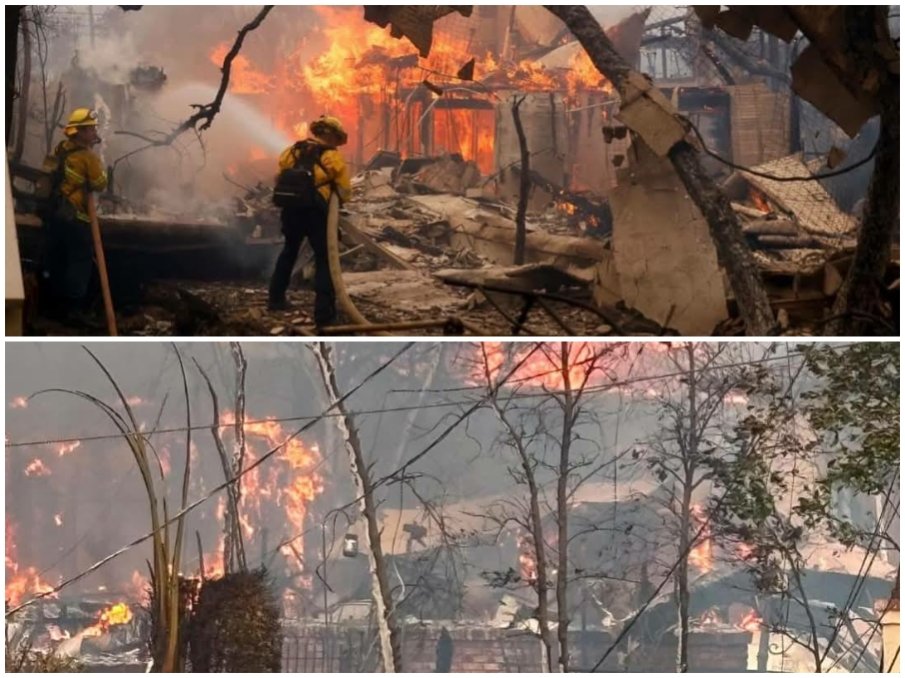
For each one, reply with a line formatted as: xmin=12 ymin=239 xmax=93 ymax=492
xmin=5 ymin=341 xmax=899 ymax=671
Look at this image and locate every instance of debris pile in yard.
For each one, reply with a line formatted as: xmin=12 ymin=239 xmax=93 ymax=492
xmin=6 ymin=598 xmax=148 ymax=672
xmin=18 ymin=145 xmax=894 ymax=337
xmin=725 ymin=154 xmax=858 ymax=264
xmin=719 ymin=154 xmax=886 ymax=330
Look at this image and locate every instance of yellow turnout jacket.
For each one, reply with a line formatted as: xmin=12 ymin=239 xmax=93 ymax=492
xmin=47 ymin=139 xmax=108 ymax=222
xmin=278 ymin=138 xmax=352 ymax=205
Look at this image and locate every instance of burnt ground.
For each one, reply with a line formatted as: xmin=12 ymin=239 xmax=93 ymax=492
xmin=26 ymin=279 xmax=626 ymax=337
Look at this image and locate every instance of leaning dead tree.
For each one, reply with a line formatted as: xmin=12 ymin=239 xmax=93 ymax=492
xmin=545 ymin=6 xmax=775 ymax=335
xmin=312 ymin=343 xmax=403 ymax=672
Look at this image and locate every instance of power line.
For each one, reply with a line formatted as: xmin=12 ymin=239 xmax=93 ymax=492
xmin=589 ymin=343 xmax=818 ymax=671
xmin=389 ymin=343 xmax=855 ymax=395
xmin=6 ymin=343 xmax=545 ymax=616
xmin=6 ymin=344 xmax=845 ymax=451
xmin=687 ymin=118 xmax=878 ymax=183
xmin=5 ymin=343 xmax=414 ymax=618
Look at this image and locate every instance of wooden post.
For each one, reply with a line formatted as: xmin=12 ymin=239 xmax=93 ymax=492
xmin=86 ymin=193 xmax=117 ymax=335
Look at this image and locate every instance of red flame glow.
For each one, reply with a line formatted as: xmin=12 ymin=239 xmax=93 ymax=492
xmin=738 ymin=608 xmax=763 ymax=632
xmin=24 ymin=458 xmax=51 ymax=477
xmin=688 ymin=504 xmax=714 ymax=574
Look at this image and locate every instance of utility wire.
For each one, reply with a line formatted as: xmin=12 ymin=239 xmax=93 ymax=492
xmin=6 ymin=345 xmax=847 ymax=451
xmin=4 ymin=343 xmax=414 ymax=618
xmin=687 ymin=119 xmax=878 ymax=183
xmin=389 ymin=344 xmax=855 ymax=395
xmin=589 ymin=343 xmax=817 ymax=671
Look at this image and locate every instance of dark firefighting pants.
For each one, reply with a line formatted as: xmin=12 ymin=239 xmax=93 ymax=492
xmin=43 ymin=216 xmax=95 ymax=308
xmin=269 ymin=205 xmax=336 ymax=325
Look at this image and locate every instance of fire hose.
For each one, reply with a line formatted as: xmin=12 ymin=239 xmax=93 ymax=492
xmin=324 ymin=192 xmax=389 ymax=335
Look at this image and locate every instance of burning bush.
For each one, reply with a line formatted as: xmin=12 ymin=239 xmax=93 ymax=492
xmin=184 ymin=569 xmax=282 ymax=672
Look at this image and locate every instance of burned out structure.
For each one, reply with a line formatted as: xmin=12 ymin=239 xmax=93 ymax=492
xmin=277 ymin=480 xmax=895 ymax=673
xmin=7 ymin=6 xmax=897 ymax=336
xmin=5 ymin=341 xmax=899 ymax=671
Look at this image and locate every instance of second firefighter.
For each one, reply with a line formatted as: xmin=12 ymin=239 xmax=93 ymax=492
xmin=269 ymin=115 xmax=352 ymax=327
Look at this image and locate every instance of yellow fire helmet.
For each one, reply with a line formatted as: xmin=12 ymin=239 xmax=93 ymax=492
xmin=63 ymin=108 xmax=99 ymax=136
xmin=310 ymin=115 xmax=348 ymax=146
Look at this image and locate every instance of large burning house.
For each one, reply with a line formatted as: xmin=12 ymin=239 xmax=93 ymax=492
xmin=7 ymin=6 xmax=895 ymax=337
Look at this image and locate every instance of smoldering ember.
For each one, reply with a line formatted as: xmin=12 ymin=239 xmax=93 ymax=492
xmin=4 ymin=6 xmax=900 ymax=337
xmin=4 ymin=341 xmax=899 ymax=672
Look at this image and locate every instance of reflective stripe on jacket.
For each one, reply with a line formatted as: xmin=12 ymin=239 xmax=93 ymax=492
xmin=49 ymin=140 xmax=108 ymax=222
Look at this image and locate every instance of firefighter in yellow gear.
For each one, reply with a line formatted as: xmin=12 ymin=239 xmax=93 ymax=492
xmin=268 ymin=115 xmax=352 ymax=325
xmin=42 ymin=107 xmax=108 ymax=316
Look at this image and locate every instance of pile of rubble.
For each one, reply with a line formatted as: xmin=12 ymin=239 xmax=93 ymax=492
xmin=15 ymin=143 xmax=894 ymax=337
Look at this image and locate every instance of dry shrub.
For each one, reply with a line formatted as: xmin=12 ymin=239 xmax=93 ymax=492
xmin=185 ymin=569 xmax=282 ymax=672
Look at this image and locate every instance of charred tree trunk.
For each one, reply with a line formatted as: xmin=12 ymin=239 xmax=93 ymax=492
xmin=545 ymin=5 xmax=774 ymax=335
xmin=511 ymin=95 xmax=530 ymax=266
xmin=5 ymin=6 xmax=23 ymax=145
xmin=485 ymin=366 xmax=554 ymax=671
xmin=524 ymin=463 xmax=555 ymax=673
xmin=676 ymin=344 xmax=697 ymax=673
xmin=676 ymin=478 xmax=692 ymax=673
xmin=828 ymin=80 xmax=899 ymax=334
xmin=231 ymin=342 xmax=248 ymax=498
xmin=313 ymin=343 xmax=402 ymax=673
xmin=556 ymin=343 xmax=574 ymax=673
xmin=12 ymin=13 xmax=31 ymax=163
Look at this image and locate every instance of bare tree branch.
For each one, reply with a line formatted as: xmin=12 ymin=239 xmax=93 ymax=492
xmin=112 ymin=6 xmax=274 ymax=170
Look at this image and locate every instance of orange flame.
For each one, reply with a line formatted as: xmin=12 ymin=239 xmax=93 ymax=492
xmin=241 ymin=418 xmax=324 ymax=551
xmin=688 ymin=504 xmax=714 ymax=574
xmin=749 ymin=187 xmax=772 ymax=214
xmin=738 ymin=608 xmax=763 ymax=632
xmin=209 ymin=42 xmax=275 ymax=94
xmin=24 ymin=458 xmax=51 ymax=477
xmin=9 ymin=396 xmax=28 ymax=409
xmin=5 ymin=520 xmax=57 ymax=607
xmin=83 ymin=602 xmax=134 ymax=637
xmin=56 ymin=440 xmax=81 ymax=457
